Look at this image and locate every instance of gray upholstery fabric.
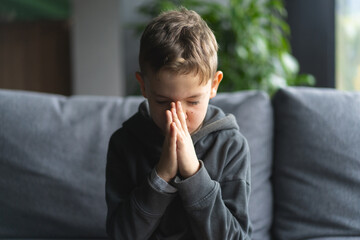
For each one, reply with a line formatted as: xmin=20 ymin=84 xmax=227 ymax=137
xmin=0 ymin=89 xmax=272 ymax=239
xmin=272 ymin=87 xmax=360 ymax=239
xmin=0 ymin=89 xmax=141 ymax=238
xmin=211 ymin=91 xmax=273 ymax=240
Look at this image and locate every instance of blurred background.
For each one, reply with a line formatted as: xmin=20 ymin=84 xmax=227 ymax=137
xmin=0 ymin=0 xmax=359 ymax=96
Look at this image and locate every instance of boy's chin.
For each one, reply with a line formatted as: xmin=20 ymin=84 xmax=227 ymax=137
xmin=189 ymin=124 xmax=202 ymax=135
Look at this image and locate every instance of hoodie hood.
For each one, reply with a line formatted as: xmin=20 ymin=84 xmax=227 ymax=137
xmin=191 ymin=105 xmax=239 ymax=144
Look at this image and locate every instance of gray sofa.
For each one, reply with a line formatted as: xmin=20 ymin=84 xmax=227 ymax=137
xmin=0 ymin=87 xmax=359 ymax=240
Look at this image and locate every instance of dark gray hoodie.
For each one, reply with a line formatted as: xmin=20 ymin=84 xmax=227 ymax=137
xmin=106 ymin=101 xmax=251 ymax=240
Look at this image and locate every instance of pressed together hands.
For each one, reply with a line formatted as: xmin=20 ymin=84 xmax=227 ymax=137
xmin=156 ymin=101 xmax=200 ymax=182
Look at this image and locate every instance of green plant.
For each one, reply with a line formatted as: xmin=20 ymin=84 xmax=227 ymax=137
xmin=136 ymin=0 xmax=315 ymax=94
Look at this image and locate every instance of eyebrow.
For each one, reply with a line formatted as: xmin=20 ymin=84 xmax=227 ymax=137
xmin=187 ymin=94 xmax=202 ymax=99
xmin=153 ymin=92 xmax=203 ymax=99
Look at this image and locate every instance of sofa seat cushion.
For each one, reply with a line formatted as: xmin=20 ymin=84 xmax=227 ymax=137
xmin=272 ymin=87 xmax=360 ymax=239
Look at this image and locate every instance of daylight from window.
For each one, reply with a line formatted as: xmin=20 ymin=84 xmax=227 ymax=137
xmin=336 ymin=0 xmax=360 ymax=91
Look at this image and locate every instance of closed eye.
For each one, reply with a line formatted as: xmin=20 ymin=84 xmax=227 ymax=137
xmin=189 ymin=101 xmax=199 ymax=105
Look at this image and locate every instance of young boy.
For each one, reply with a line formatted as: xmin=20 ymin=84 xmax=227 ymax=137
xmin=106 ymin=8 xmax=251 ymax=240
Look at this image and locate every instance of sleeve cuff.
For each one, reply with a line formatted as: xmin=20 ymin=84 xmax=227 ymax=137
xmin=148 ymin=168 xmax=178 ymax=194
xmin=171 ymin=160 xmax=217 ymax=207
xmin=133 ymin=174 xmax=177 ymax=216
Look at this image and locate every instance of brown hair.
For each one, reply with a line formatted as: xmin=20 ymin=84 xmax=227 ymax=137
xmin=138 ymin=7 xmax=218 ymax=84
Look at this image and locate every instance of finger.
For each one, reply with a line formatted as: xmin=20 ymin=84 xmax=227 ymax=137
xmin=170 ymin=102 xmax=178 ymax=126
xmin=172 ymin=105 xmax=183 ymax=134
xmin=165 ymin=110 xmax=172 ymax=133
xmin=171 ymin=102 xmax=176 ymax=112
xmin=169 ymin=122 xmax=177 ymax=152
xmin=170 ymin=116 xmax=185 ymax=145
xmin=176 ymin=101 xmax=188 ymax=131
xmin=170 ymin=123 xmax=179 ymax=174
xmin=167 ymin=122 xmax=177 ymax=158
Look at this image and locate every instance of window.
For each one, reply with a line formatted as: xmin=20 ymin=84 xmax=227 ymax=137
xmin=336 ymin=0 xmax=360 ymax=91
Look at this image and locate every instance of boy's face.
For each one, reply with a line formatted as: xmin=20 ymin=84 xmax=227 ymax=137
xmin=136 ymin=70 xmax=223 ymax=134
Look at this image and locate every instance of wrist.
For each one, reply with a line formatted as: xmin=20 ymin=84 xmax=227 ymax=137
xmin=180 ymin=160 xmax=201 ymax=179
xmin=156 ymin=165 xmax=174 ymax=182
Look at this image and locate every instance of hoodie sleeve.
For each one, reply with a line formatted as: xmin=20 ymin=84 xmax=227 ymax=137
xmin=105 ymin=130 xmax=177 ymax=240
xmin=171 ymin=130 xmax=252 ymax=240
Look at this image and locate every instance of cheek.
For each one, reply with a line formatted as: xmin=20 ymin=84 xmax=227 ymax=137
xmin=148 ymin=103 xmax=167 ymax=129
xmin=186 ymin=105 xmax=207 ymax=125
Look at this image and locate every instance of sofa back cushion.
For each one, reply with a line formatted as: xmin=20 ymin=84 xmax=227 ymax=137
xmin=272 ymin=87 xmax=360 ymax=239
xmin=0 ymin=90 xmax=142 ymax=238
xmin=0 ymin=89 xmax=273 ymax=239
xmin=212 ymin=91 xmax=273 ymax=240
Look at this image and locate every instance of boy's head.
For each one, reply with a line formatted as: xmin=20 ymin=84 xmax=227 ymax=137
xmin=136 ymin=8 xmax=223 ymax=134
xmin=138 ymin=7 xmax=218 ymax=83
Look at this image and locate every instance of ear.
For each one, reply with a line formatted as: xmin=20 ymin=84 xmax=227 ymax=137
xmin=135 ymin=72 xmax=147 ymax=98
xmin=210 ymin=71 xmax=223 ymax=99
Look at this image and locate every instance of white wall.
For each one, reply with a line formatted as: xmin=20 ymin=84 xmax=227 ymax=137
xmin=71 ymin=0 xmax=125 ymax=96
